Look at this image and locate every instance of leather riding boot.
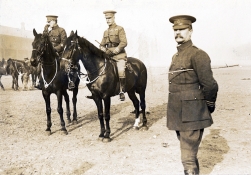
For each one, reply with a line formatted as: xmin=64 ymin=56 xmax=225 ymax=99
xmin=119 ymin=78 xmax=126 ymax=101
xmin=184 ymin=168 xmax=199 ymax=175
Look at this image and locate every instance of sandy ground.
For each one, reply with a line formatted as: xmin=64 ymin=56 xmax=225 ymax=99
xmin=0 ymin=66 xmax=251 ymax=175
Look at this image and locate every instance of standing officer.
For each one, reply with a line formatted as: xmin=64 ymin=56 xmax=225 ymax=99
xmin=86 ymin=10 xmax=128 ymax=101
xmin=167 ymin=15 xmax=218 ymax=175
xmin=35 ymin=15 xmax=67 ymax=90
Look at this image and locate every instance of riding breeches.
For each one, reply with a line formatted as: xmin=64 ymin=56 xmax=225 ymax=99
xmin=116 ymin=60 xmax=126 ymax=78
xmin=176 ymin=129 xmax=204 ymax=172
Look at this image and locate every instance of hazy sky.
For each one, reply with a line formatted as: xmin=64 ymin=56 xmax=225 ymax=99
xmin=0 ymin=0 xmax=251 ymax=66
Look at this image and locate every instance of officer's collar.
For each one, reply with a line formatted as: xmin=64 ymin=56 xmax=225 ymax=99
xmin=177 ymin=40 xmax=193 ymax=52
xmin=108 ymin=23 xmax=117 ymax=28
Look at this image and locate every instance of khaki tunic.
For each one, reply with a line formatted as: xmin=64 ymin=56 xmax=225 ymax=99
xmin=100 ymin=23 xmax=127 ymax=60
xmin=167 ymin=40 xmax=218 ymax=131
xmin=48 ymin=25 xmax=67 ymax=55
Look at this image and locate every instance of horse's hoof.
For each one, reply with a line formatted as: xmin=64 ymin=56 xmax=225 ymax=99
xmin=45 ymin=130 xmax=51 ymax=136
xmin=133 ymin=126 xmax=139 ymax=130
xmin=61 ymin=130 xmax=68 ymax=135
xmin=140 ymin=126 xmax=148 ymax=131
xmin=72 ymin=120 xmax=78 ymax=125
xmin=98 ymin=137 xmax=104 ymax=141
xmin=103 ymin=137 xmax=111 ymax=142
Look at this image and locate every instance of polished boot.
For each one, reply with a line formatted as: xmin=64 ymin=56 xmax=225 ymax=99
xmin=119 ymin=78 xmax=126 ymax=101
xmin=184 ymin=168 xmax=199 ymax=175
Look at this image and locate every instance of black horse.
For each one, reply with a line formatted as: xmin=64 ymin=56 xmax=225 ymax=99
xmin=30 ymin=29 xmax=80 ymax=135
xmin=6 ymin=58 xmax=29 ymax=90
xmin=62 ymin=31 xmax=148 ymax=142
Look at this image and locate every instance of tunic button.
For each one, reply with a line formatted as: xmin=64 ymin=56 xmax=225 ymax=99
xmin=171 ymin=73 xmax=173 ymax=75
xmin=169 ymin=82 xmax=171 ymax=84
xmin=194 ymin=97 xmax=197 ymax=99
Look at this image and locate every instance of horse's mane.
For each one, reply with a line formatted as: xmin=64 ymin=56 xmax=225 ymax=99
xmin=78 ymin=36 xmax=106 ymax=59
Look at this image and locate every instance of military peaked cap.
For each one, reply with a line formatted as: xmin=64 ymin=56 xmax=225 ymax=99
xmin=103 ymin=10 xmax=117 ymax=18
xmin=46 ymin=15 xmax=58 ymax=22
xmin=169 ymin=15 xmax=196 ymax=30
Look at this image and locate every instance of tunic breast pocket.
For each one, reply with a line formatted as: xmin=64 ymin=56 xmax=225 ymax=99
xmin=109 ymin=30 xmax=119 ymax=42
xmin=181 ymin=90 xmax=211 ymax=122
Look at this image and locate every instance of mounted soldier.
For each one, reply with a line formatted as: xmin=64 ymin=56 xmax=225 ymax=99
xmin=35 ymin=15 xmax=67 ymax=90
xmin=86 ymin=10 xmax=128 ymax=101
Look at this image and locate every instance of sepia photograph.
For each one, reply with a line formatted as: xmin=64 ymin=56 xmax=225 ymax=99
xmin=0 ymin=0 xmax=251 ymax=174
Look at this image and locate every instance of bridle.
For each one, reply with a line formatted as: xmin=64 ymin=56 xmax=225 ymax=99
xmin=63 ymin=36 xmax=107 ymax=84
xmin=32 ymin=34 xmax=58 ymax=88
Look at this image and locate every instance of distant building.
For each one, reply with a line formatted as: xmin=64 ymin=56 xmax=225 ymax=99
xmin=0 ymin=23 xmax=33 ymax=60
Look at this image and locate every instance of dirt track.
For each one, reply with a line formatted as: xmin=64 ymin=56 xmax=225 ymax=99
xmin=0 ymin=66 xmax=251 ymax=175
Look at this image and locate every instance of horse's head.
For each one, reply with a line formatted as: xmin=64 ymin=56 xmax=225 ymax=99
xmin=30 ymin=29 xmax=56 ymax=67
xmin=62 ymin=30 xmax=82 ymax=66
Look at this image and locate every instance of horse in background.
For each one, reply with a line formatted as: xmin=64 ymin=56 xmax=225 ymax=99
xmin=30 ymin=29 xmax=80 ymax=135
xmin=62 ymin=31 xmax=148 ymax=142
xmin=0 ymin=58 xmax=7 ymax=90
xmin=6 ymin=58 xmax=29 ymax=90
xmin=21 ymin=57 xmax=40 ymax=90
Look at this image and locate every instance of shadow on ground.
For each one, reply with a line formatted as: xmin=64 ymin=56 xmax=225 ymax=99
xmin=199 ymin=129 xmax=230 ymax=174
xmin=111 ymin=102 xmax=167 ymax=139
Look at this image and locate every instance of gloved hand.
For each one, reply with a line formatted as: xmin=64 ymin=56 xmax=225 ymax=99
xmin=44 ymin=24 xmax=49 ymax=31
xmin=105 ymin=49 xmax=113 ymax=56
xmin=206 ymin=101 xmax=215 ymax=113
xmin=113 ymin=47 xmax=120 ymax=54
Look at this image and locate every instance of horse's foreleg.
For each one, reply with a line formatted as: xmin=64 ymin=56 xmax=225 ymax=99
xmin=127 ymin=90 xmax=141 ymax=130
xmin=63 ymin=91 xmax=71 ymax=124
xmin=93 ymin=97 xmax=105 ymax=140
xmin=103 ymin=97 xmax=111 ymax=142
xmin=57 ymin=91 xmax=68 ymax=135
xmin=42 ymin=91 xmax=52 ymax=135
xmin=72 ymin=87 xmax=79 ymax=124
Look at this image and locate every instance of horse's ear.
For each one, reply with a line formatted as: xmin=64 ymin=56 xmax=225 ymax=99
xmin=33 ymin=29 xmax=37 ymax=36
xmin=75 ymin=30 xmax=78 ymax=36
xmin=70 ymin=31 xmax=74 ymax=37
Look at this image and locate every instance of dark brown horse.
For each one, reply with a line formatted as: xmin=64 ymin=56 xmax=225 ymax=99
xmin=30 ymin=29 xmax=80 ymax=135
xmin=5 ymin=58 xmax=29 ymax=90
xmin=62 ymin=31 xmax=148 ymax=142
